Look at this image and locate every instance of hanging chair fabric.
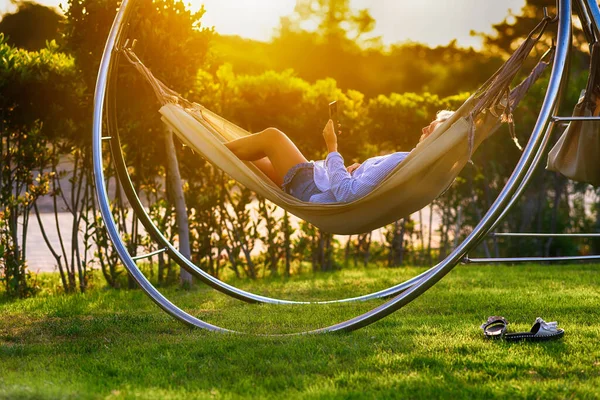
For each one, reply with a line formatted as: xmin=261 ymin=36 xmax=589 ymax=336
xmin=122 ymin=22 xmax=551 ymax=235
xmin=547 ymin=42 xmax=600 ymax=186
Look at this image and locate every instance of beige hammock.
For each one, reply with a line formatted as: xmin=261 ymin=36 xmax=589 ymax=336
xmin=160 ymin=99 xmax=494 ymax=235
xmin=123 ymin=27 xmax=551 ymax=235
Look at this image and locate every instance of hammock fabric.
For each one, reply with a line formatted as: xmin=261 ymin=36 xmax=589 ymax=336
xmin=122 ymin=20 xmax=551 ymax=235
xmin=547 ymin=42 xmax=600 ymax=186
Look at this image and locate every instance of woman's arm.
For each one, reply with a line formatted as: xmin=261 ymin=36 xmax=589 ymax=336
xmin=321 ymin=120 xmax=374 ymax=202
xmin=325 ymin=152 xmax=377 ymax=202
xmin=322 ymin=119 xmax=338 ymax=153
xmin=326 ymin=152 xmax=410 ymax=203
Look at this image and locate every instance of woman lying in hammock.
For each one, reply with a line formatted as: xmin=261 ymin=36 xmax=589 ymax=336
xmin=225 ymin=110 xmax=454 ymax=203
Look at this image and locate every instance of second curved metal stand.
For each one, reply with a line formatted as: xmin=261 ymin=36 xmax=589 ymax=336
xmin=93 ymin=0 xmax=574 ymax=333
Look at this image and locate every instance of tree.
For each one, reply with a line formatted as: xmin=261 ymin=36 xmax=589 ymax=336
xmin=289 ymin=0 xmax=375 ymax=43
xmin=0 ymin=1 xmax=63 ymax=50
xmin=478 ymin=0 xmax=585 ymax=56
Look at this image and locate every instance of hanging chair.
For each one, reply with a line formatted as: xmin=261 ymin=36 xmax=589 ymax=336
xmin=121 ymin=19 xmax=553 ymax=235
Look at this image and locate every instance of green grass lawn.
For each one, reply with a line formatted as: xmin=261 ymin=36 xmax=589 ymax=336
xmin=1 ymin=263 xmax=599 ymax=399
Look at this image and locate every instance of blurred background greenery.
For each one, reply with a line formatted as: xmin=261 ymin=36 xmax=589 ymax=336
xmin=1 ymin=0 xmax=597 ymax=299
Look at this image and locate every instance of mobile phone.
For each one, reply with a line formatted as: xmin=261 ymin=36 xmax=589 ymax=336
xmin=329 ymin=101 xmax=341 ymax=135
xmin=329 ymin=101 xmax=338 ymax=119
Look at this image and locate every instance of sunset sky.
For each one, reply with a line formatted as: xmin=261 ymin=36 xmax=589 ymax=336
xmin=1 ymin=0 xmax=525 ymax=48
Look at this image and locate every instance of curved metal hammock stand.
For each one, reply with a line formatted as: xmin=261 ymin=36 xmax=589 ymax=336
xmin=93 ymin=0 xmax=598 ymax=333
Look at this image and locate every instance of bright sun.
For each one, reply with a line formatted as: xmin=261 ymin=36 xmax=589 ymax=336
xmin=188 ymin=0 xmax=297 ymax=42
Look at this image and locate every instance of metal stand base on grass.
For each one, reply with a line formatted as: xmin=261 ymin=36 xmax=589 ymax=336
xmin=93 ymin=0 xmax=588 ymax=333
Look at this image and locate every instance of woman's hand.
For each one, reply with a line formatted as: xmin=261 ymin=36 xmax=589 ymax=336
xmin=346 ymin=163 xmax=361 ymax=174
xmin=322 ymin=119 xmax=338 ymax=153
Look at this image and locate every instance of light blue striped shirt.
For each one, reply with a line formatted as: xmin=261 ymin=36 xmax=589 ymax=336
xmin=309 ymin=151 xmax=410 ymax=203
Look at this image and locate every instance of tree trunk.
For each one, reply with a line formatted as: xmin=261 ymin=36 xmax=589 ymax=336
xmin=158 ymin=251 xmax=165 ymax=284
xmin=163 ymin=128 xmax=193 ymax=286
xmin=545 ymin=174 xmax=565 ymax=257
xmin=453 ymin=206 xmax=462 ymax=249
xmin=469 ymin=175 xmax=490 ymax=258
xmin=438 ymin=205 xmax=450 ymax=262
xmin=344 ymin=235 xmax=352 ymax=268
xmin=594 ymin=194 xmax=600 ymax=254
xmin=418 ymin=210 xmax=425 ymax=266
xmin=482 ymin=176 xmax=499 ymax=257
xmin=283 ymin=211 xmax=292 ymax=277
xmin=317 ymin=231 xmax=325 ymax=272
xmin=427 ymin=203 xmax=433 ymax=264
xmin=363 ymin=232 xmax=372 ymax=267
xmin=389 ymin=219 xmax=405 ymax=267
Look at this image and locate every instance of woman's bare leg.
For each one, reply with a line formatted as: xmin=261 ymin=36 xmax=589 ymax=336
xmin=225 ymin=128 xmax=308 ymax=186
xmin=252 ymin=157 xmax=279 ymax=185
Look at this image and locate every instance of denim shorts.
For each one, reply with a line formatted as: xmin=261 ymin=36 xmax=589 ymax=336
xmin=281 ymin=162 xmax=322 ymax=202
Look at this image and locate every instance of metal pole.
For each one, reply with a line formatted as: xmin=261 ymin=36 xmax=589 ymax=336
xmin=575 ymin=0 xmax=597 ymax=44
xmin=553 ymin=115 xmax=600 ymax=121
xmin=491 ymin=232 xmax=600 ymax=237
xmin=585 ymin=0 xmax=600 ymax=38
xmin=467 ymin=254 xmax=600 ymax=263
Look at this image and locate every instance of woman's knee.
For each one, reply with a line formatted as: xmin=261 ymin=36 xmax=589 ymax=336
xmin=261 ymin=127 xmax=287 ymax=142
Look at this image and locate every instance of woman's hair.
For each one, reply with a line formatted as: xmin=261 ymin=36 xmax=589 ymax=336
xmin=435 ymin=110 xmax=455 ymax=123
xmin=418 ymin=109 xmax=456 ymax=143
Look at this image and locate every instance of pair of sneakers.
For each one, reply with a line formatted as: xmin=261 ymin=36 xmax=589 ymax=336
xmin=481 ymin=316 xmax=564 ymax=342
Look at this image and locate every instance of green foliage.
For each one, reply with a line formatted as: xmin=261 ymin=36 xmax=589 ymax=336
xmin=64 ymin=0 xmax=213 ymax=154
xmin=211 ymin=28 xmax=505 ymax=99
xmin=0 ymin=35 xmax=78 ymax=298
xmin=367 ymin=91 xmax=469 ymax=155
xmin=0 ymin=35 xmax=78 ymax=130
xmin=62 ymin=0 xmax=213 ymax=188
xmin=257 ymin=198 xmax=286 ymax=277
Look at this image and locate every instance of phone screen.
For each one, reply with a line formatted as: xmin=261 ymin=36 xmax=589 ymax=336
xmin=329 ymin=101 xmax=341 ymax=134
xmin=329 ymin=101 xmax=338 ymax=120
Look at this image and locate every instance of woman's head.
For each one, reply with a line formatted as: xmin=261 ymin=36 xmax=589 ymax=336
xmin=420 ymin=110 xmax=455 ymax=142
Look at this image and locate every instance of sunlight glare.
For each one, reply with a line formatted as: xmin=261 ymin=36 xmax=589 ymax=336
xmin=0 ymin=0 xmax=527 ymax=49
xmin=188 ymin=0 xmax=526 ymax=48
xmin=189 ymin=0 xmax=297 ymax=40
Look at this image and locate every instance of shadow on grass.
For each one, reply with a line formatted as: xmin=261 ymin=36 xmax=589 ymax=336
xmin=1 ymin=264 xmax=599 ymax=399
